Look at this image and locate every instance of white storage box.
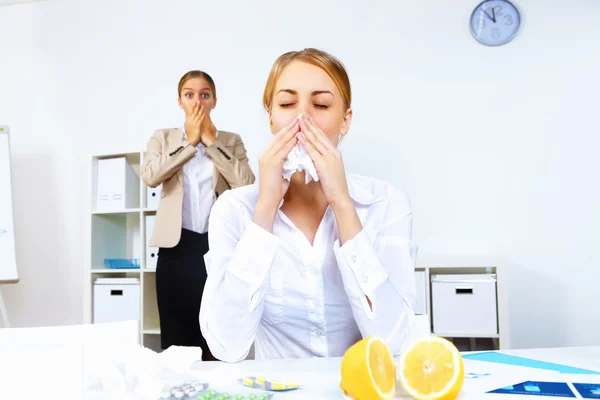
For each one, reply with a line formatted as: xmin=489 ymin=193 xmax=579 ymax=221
xmin=431 ymin=274 xmax=497 ymax=336
xmin=93 ymin=278 xmax=140 ymax=324
xmin=146 ymin=184 xmax=162 ymax=210
xmin=145 ymin=215 xmax=158 ymax=270
xmin=96 ymin=157 xmax=139 ymax=211
xmin=414 ymin=270 xmax=427 ymax=315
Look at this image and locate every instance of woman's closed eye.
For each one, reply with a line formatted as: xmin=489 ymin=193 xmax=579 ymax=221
xmin=278 ymin=103 xmax=329 ymax=109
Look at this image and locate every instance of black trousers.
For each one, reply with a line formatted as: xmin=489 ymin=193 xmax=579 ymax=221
xmin=156 ymin=228 xmax=215 ymax=361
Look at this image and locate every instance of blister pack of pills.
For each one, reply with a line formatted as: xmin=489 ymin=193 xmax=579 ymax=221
xmin=159 ymin=381 xmax=209 ymax=399
xmin=239 ymin=376 xmax=301 ymax=391
xmin=158 ymin=381 xmax=274 ymax=400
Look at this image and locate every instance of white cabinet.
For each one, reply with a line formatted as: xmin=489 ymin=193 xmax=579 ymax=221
xmin=86 ymin=151 xmax=162 ymax=353
xmin=431 ymin=274 xmax=498 ymax=336
xmin=93 ymin=278 xmax=140 ymax=324
xmin=412 ymin=259 xmax=509 ymax=350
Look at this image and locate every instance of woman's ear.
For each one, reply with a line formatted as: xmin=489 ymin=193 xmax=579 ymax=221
xmin=341 ymin=108 xmax=353 ymax=135
xmin=177 ymin=97 xmax=183 ymax=110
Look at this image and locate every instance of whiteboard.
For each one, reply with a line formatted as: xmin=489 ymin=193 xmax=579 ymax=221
xmin=0 ymin=126 xmax=18 ymax=283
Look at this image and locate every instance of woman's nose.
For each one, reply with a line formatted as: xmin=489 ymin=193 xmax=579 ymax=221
xmin=300 ymin=107 xmax=313 ymax=120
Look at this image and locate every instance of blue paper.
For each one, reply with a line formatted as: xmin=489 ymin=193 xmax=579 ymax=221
xmin=462 ymin=352 xmax=600 ymax=375
xmin=573 ymin=383 xmax=600 ymax=398
xmin=488 ymin=381 xmax=575 ymax=397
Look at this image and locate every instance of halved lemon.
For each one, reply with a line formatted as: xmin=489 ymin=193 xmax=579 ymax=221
xmin=340 ymin=335 xmax=396 ymax=400
xmin=398 ymin=336 xmax=464 ymax=400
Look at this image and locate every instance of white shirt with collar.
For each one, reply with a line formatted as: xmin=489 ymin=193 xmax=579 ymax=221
xmin=199 ymin=174 xmax=418 ymax=362
xmin=181 ymin=129 xmax=217 ymax=235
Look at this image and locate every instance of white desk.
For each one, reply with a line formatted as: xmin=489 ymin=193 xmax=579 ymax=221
xmin=191 ymin=346 xmax=600 ymax=399
xmin=83 ymin=346 xmax=600 ymax=399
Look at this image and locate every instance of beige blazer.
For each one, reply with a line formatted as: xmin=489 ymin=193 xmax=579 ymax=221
xmin=141 ymin=128 xmax=255 ymax=248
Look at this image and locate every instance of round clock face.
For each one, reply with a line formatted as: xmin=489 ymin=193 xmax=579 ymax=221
xmin=470 ymin=0 xmax=521 ymax=46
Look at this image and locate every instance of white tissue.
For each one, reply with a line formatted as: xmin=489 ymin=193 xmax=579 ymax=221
xmin=282 ymin=114 xmax=319 ymax=184
xmin=84 ymin=344 xmax=204 ymax=399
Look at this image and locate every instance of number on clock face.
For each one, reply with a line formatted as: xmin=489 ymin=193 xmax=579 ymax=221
xmin=470 ymin=0 xmax=521 ymax=46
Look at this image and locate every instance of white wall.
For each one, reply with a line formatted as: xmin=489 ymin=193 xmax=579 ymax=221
xmin=1 ymin=0 xmax=599 ymax=348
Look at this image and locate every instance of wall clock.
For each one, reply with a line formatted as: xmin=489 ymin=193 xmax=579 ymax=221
xmin=470 ymin=0 xmax=521 ymax=46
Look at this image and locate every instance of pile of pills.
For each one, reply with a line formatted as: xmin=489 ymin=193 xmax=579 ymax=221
xmin=196 ymin=392 xmax=272 ymax=400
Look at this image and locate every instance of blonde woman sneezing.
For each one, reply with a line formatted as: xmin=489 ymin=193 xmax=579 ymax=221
xmin=200 ymin=49 xmax=417 ymax=362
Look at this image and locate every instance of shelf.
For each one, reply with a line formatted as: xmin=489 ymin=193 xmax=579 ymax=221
xmin=91 ymin=269 xmax=141 ymax=274
xmin=434 ymin=332 xmax=500 ymax=339
xmin=143 ymin=328 xmax=161 ymax=335
xmin=143 ymin=269 xmax=156 ymax=273
xmin=92 ymin=208 xmax=140 ymax=215
xmin=143 ymin=208 xmax=157 ymax=213
xmin=91 ymin=213 xmax=141 ymax=270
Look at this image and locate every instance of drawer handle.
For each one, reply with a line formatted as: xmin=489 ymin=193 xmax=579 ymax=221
xmin=110 ymin=290 xmax=123 ymax=296
xmin=455 ymin=287 xmax=473 ymax=295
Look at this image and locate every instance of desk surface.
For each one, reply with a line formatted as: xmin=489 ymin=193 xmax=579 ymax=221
xmin=84 ymin=346 xmax=600 ymax=399
xmin=186 ymin=346 xmax=600 ymax=399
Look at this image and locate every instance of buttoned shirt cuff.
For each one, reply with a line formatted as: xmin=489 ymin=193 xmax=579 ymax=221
xmin=334 ymin=229 xmax=389 ymax=300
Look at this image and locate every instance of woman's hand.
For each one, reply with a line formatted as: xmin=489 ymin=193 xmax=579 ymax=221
xmin=299 ymin=115 xmax=362 ymax=245
xmin=253 ymin=116 xmax=301 ymax=232
xmin=185 ymin=102 xmax=206 ymax=146
xmin=200 ymin=113 xmax=218 ymax=146
xmin=298 ymin=115 xmax=352 ymax=210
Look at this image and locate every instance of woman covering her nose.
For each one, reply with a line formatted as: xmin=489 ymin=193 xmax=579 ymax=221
xmin=199 ymin=49 xmax=417 ymax=362
xmin=141 ymin=70 xmax=255 ymax=360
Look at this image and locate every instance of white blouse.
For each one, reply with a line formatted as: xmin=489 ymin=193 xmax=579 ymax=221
xmin=181 ymin=129 xmax=216 ymax=235
xmin=199 ymin=174 xmax=418 ymax=362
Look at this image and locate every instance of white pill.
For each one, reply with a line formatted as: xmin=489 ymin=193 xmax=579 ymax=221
xmin=174 ymin=392 xmax=184 ymax=399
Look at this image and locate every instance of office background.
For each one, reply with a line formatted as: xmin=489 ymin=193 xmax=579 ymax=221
xmin=0 ymin=0 xmax=598 ymax=349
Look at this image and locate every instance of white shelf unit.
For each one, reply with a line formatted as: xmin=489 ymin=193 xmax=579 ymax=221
xmin=84 ymin=151 xmax=162 ymax=352
xmin=415 ymin=256 xmax=511 ymax=351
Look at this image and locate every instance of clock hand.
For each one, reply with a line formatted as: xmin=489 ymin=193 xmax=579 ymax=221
xmin=492 ymin=7 xmax=497 ymax=23
xmin=482 ymin=8 xmax=495 ymax=22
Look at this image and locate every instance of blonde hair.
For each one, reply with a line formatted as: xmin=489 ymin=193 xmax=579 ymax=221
xmin=177 ymin=70 xmax=217 ymax=99
xmin=262 ymin=48 xmax=351 ymax=112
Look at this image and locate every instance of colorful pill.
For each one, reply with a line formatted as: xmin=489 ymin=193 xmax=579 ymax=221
xmin=242 ymin=377 xmax=254 ymax=387
xmin=287 ymin=382 xmax=299 ymax=389
xmin=271 ymin=382 xmax=286 ymax=390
